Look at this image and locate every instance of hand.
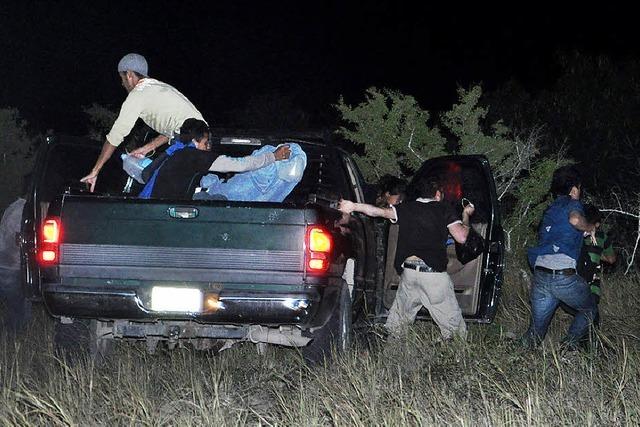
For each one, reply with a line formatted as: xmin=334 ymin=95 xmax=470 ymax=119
xmin=274 ymin=145 xmax=291 ymax=161
xmin=80 ymin=172 xmax=98 ymax=193
xmin=463 ymin=204 xmax=475 ymax=217
xmin=338 ymin=199 xmax=356 ymax=214
xmin=130 ymin=146 xmax=150 ymax=159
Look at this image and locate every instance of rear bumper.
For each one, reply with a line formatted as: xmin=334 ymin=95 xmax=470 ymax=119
xmin=42 ymin=283 xmax=340 ymax=327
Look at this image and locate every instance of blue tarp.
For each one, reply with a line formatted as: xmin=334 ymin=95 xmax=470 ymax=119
xmin=194 ymin=143 xmax=306 ymax=202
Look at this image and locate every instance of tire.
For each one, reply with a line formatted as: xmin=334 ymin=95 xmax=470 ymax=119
xmin=302 ymin=281 xmax=352 ymax=364
xmin=54 ymin=319 xmax=90 ymax=360
xmin=54 ymin=319 xmax=113 ymax=363
xmin=90 ymin=320 xmax=114 ymax=361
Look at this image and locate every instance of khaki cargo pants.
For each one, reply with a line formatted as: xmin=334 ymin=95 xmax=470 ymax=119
xmin=385 ymin=267 xmax=467 ymax=340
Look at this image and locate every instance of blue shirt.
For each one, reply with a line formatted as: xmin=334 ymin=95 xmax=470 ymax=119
xmin=527 ymin=196 xmax=584 ymax=268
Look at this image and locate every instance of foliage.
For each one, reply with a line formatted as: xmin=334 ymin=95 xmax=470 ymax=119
xmin=483 ymin=53 xmax=640 ymax=266
xmin=485 ymin=53 xmax=640 ymax=195
xmin=336 ymin=86 xmax=560 ymax=257
xmin=82 ymin=103 xmax=117 ymax=142
xmin=335 ymin=88 xmax=446 ymax=181
xmin=0 ymin=109 xmax=36 ymax=211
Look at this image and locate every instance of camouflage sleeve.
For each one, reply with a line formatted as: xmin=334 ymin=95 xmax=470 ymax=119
xmin=602 ymin=233 xmax=615 ymax=257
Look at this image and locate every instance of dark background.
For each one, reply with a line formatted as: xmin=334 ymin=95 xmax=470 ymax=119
xmin=1 ymin=2 xmax=637 ymax=133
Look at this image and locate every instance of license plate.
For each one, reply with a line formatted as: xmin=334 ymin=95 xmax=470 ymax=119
xmin=151 ymin=287 xmax=203 ymax=313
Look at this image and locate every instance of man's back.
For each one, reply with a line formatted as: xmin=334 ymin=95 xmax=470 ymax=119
xmin=528 ymin=195 xmax=584 ymax=268
xmin=106 ymin=78 xmax=205 ymax=147
xmin=394 ymin=200 xmax=458 ymax=273
xmin=151 ymin=148 xmax=217 ymax=199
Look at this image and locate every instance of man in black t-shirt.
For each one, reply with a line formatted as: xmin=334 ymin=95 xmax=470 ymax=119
xmin=339 ymin=177 xmax=474 ymax=340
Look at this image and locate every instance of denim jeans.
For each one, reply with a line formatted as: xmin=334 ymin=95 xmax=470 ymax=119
xmin=525 ymin=269 xmax=597 ymax=344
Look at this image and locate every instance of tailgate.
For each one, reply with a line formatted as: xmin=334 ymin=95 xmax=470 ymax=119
xmin=57 ymin=196 xmax=313 ymax=285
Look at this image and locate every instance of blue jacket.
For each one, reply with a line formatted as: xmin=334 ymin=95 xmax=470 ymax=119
xmin=527 ymin=196 xmax=585 ymax=268
xmin=138 ymin=141 xmax=191 ymax=199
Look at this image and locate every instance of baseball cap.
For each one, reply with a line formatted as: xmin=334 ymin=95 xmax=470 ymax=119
xmin=117 ymin=53 xmax=148 ymax=76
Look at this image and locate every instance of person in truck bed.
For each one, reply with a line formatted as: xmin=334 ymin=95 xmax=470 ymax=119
xmin=139 ymin=119 xmax=291 ymax=199
xmin=339 ymin=177 xmax=474 ymax=340
xmin=81 ymin=53 xmax=206 ymax=192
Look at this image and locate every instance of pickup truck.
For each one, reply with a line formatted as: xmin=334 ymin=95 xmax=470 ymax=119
xmin=19 ymin=131 xmax=504 ymax=361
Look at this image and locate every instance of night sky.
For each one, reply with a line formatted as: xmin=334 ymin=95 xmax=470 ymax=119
xmin=1 ymin=2 xmax=637 ymax=133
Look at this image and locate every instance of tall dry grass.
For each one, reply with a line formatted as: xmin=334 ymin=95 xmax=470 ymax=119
xmin=1 ymin=270 xmax=639 ymax=425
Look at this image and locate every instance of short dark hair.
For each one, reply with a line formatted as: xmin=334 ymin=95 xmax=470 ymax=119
xmin=550 ymin=165 xmax=582 ymax=197
xmin=583 ymin=203 xmax=602 ymax=224
xmin=119 ymin=71 xmax=146 ymax=80
xmin=378 ymin=175 xmax=406 ymax=197
xmin=179 ymin=118 xmax=209 ymax=143
xmin=415 ymin=176 xmax=442 ymax=199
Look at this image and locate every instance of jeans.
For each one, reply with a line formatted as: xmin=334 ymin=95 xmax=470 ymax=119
xmin=525 ymin=269 xmax=597 ymax=344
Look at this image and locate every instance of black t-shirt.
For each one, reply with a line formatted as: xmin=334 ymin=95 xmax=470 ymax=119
xmin=150 ymin=148 xmax=219 ymax=199
xmin=393 ymin=200 xmax=460 ymax=273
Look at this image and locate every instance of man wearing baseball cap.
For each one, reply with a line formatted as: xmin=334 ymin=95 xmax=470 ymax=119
xmin=81 ymin=53 xmax=206 ymax=192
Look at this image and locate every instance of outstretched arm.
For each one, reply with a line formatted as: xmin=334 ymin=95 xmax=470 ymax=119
xmin=209 ymin=145 xmax=290 ymax=173
xmin=338 ymin=200 xmax=396 ymax=220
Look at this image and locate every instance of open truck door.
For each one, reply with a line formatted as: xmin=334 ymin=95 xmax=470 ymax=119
xmin=378 ymin=155 xmax=504 ymax=323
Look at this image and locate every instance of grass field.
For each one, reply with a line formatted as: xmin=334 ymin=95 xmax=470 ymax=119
xmin=1 ymin=268 xmax=639 ymax=426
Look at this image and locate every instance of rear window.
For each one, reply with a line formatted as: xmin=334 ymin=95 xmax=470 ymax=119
xmin=283 ymin=146 xmax=353 ymax=205
xmin=197 ymin=142 xmax=354 ymax=205
xmin=411 ymin=158 xmax=492 ymax=224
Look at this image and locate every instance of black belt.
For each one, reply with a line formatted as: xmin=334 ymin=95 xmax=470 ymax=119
xmin=535 ymin=266 xmax=576 ymax=276
xmin=402 ymin=263 xmax=436 ymax=273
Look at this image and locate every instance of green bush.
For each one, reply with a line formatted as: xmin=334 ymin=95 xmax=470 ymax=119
xmin=336 ymin=86 xmax=564 ymax=260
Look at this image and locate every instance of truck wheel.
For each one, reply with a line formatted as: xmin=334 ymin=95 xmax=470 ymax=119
xmin=302 ymin=281 xmax=352 ymax=364
xmin=89 ymin=320 xmax=114 ymax=361
xmin=54 ymin=319 xmax=113 ymax=362
xmin=54 ymin=319 xmax=90 ymax=360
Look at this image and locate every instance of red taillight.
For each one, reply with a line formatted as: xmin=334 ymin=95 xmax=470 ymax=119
xmin=42 ymin=219 xmax=60 ymax=243
xmin=38 ymin=217 xmax=62 ymax=266
xmin=306 ymin=226 xmax=332 ymax=273
xmin=309 ymin=227 xmax=332 ymax=253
